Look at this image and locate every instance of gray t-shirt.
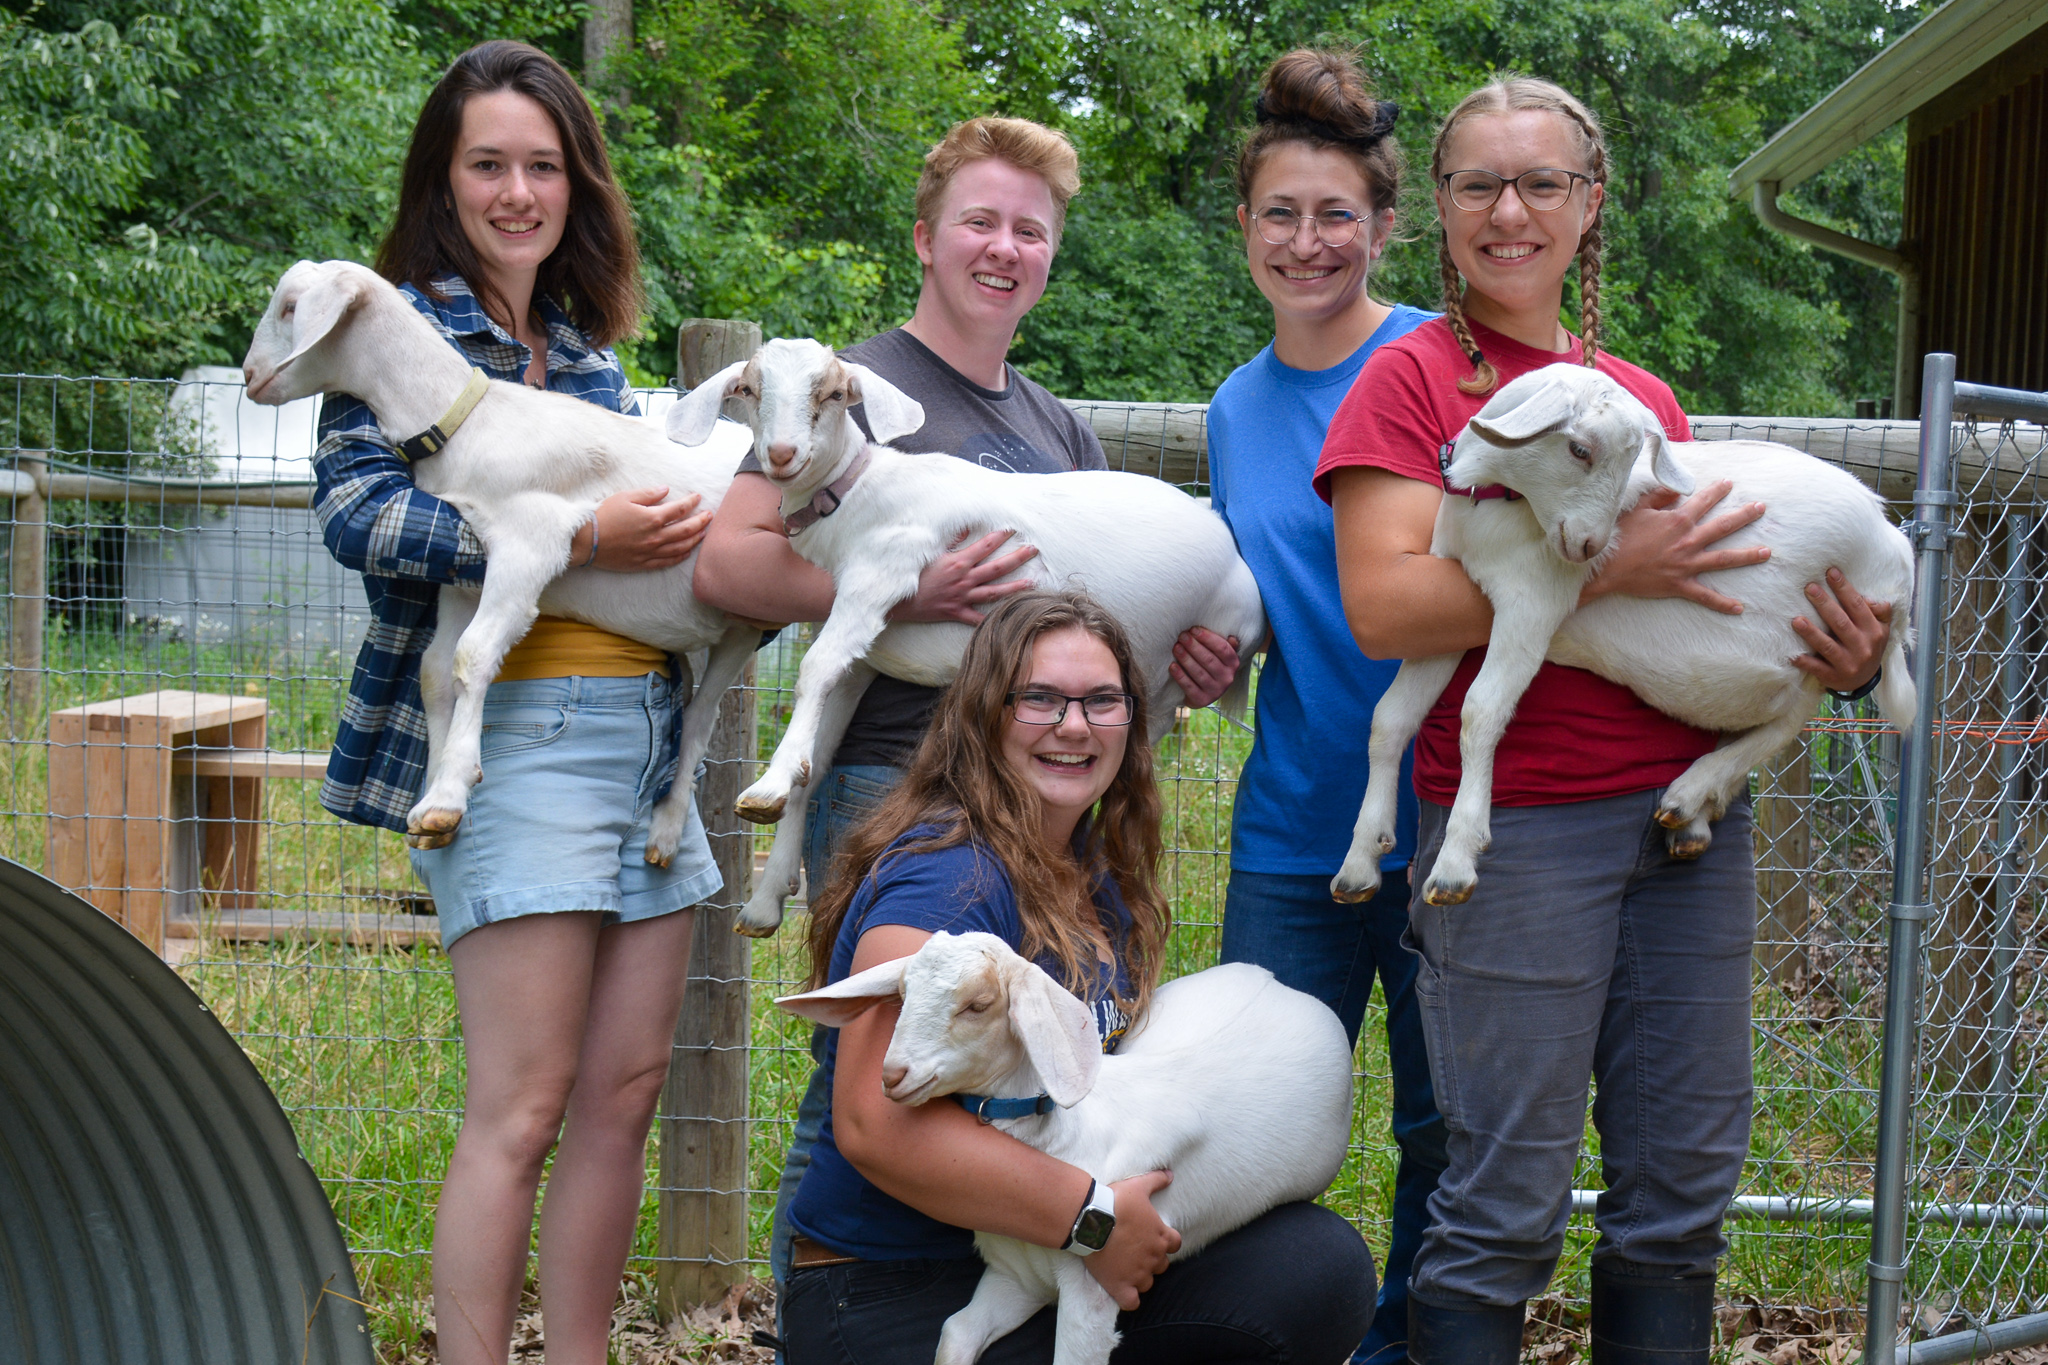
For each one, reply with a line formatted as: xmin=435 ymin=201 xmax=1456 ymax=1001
xmin=746 ymin=327 xmax=1106 ymax=768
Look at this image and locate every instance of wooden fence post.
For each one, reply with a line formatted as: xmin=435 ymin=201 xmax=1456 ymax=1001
xmin=9 ymin=456 xmax=45 ymax=738
xmin=1753 ymin=737 xmax=1812 ymax=984
xmin=658 ymin=319 xmax=762 ymax=1314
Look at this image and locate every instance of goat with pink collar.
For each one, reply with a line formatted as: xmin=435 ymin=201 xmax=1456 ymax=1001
xmin=667 ymin=339 xmax=1266 ymax=937
xmin=1333 ymin=362 xmax=1917 ymax=908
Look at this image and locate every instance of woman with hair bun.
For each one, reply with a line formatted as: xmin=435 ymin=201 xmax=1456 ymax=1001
xmin=312 ymin=40 xmax=720 ymax=1365
xmin=1200 ymin=46 xmax=1444 ymax=1365
xmin=1314 ymin=77 xmax=1893 ymax=1365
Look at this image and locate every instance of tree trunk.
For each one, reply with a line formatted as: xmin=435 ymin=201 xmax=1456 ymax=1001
xmin=583 ymin=0 xmax=632 ymax=106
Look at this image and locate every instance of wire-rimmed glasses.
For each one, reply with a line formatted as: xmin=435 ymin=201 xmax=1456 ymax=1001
xmin=1251 ymin=205 xmax=1365 ymax=247
xmin=1437 ymin=168 xmax=1595 ymax=212
xmin=1006 ymin=690 xmax=1139 ymax=727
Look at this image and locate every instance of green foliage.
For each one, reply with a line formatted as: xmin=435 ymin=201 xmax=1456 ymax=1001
xmin=0 ymin=0 xmax=1928 ymax=416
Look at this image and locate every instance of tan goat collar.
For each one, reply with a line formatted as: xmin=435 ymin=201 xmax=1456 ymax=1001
xmin=396 ymin=367 xmax=490 ymax=463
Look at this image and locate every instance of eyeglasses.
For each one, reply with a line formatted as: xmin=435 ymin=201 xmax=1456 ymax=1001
xmin=1006 ymin=690 xmax=1138 ymax=727
xmin=1437 ymin=168 xmax=1594 ymax=212
xmin=1251 ymin=205 xmax=1365 ymax=247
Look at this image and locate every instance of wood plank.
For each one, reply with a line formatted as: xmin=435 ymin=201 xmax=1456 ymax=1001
xmin=53 ymin=689 xmax=266 ymax=737
xmin=121 ymin=714 xmax=170 ymax=954
xmin=46 ymin=709 xmax=86 ymax=891
xmin=173 ymin=749 xmax=329 ymax=780
xmin=166 ymin=908 xmax=438 ymax=946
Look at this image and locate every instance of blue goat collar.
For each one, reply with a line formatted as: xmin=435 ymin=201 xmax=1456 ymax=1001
xmin=957 ymin=1092 xmax=1055 ymax=1123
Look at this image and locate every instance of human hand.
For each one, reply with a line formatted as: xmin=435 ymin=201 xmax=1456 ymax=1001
xmin=1083 ymin=1171 xmax=1182 ymax=1310
xmin=889 ymin=529 xmax=1040 ymax=625
xmin=571 ymin=487 xmax=711 ymax=572
xmin=1581 ymin=479 xmax=1770 ymax=614
xmin=1170 ymin=628 xmax=1242 ymax=710
xmin=1791 ymin=567 xmax=1892 ymax=691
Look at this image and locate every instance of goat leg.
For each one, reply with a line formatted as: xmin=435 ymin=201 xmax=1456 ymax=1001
xmin=936 ymin=1261 xmax=1052 ymax=1365
xmin=739 ymin=662 xmax=876 ymax=937
xmin=1656 ymin=695 xmax=1816 ymax=859
xmin=1050 ymin=1254 xmax=1123 ymax=1364
xmin=1427 ymin=603 xmax=1569 ymax=907
xmin=407 ymin=588 xmax=477 ymax=849
xmin=646 ymin=625 xmax=758 ymax=867
xmin=738 ymin=578 xmax=899 ymax=823
xmin=406 ymin=508 xmax=578 ymax=842
xmin=1334 ymin=653 xmax=1461 ymax=903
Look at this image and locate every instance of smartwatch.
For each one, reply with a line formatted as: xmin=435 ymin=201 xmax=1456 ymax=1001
xmin=1063 ymin=1179 xmax=1118 ymax=1256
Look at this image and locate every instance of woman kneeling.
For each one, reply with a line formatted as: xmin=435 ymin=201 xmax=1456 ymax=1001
xmin=780 ymin=589 xmax=1373 ymax=1362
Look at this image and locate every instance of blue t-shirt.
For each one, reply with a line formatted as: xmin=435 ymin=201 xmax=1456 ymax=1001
xmin=1209 ymin=306 xmax=1433 ymax=875
xmin=787 ymin=827 xmax=1133 ymax=1261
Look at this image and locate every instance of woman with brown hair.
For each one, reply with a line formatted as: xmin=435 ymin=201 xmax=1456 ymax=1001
xmin=1206 ymin=47 xmax=1443 ymax=1365
xmin=778 ymin=588 xmax=1372 ymax=1362
xmin=310 ymin=40 xmax=718 ymax=1365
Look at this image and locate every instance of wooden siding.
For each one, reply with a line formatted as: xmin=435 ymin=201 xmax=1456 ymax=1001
xmin=1904 ymin=36 xmax=2048 ymax=408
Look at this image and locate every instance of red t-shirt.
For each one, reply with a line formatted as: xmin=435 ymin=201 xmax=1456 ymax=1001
xmin=1313 ymin=317 xmax=1717 ymax=807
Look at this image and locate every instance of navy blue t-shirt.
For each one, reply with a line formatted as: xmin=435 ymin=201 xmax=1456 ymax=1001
xmin=787 ymin=827 xmax=1133 ymax=1261
xmin=1208 ymin=307 xmax=1433 ymax=874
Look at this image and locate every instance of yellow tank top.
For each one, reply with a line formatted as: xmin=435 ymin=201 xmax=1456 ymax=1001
xmin=494 ymin=615 xmax=670 ymax=682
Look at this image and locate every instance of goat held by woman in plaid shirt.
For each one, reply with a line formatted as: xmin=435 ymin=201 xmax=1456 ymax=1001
xmin=289 ymin=42 xmax=730 ymax=1365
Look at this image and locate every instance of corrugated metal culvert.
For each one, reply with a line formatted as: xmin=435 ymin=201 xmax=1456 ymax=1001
xmin=0 ymin=856 xmax=372 ymax=1364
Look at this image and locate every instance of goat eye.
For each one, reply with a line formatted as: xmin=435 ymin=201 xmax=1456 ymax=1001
xmin=961 ymin=998 xmax=994 ymax=1015
xmin=1569 ymin=440 xmax=1593 ymax=464
xmin=828 ymin=390 xmax=845 ymax=403
xmin=280 ymin=304 xmax=295 ymax=318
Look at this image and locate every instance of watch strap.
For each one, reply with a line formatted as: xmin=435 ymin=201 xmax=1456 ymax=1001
xmin=1063 ymin=1178 xmax=1117 ymax=1256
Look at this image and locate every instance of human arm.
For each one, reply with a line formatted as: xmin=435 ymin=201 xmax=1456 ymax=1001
xmin=694 ymin=471 xmax=1042 ymax=629
xmin=1328 ymin=467 xmax=1496 ymax=660
xmin=565 ymin=486 xmax=712 ymax=572
xmin=313 ymin=393 xmax=490 ymax=584
xmin=833 ymin=924 xmax=1181 ymax=1307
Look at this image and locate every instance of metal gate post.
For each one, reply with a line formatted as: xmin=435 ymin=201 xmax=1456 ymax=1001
xmin=1865 ymin=351 xmax=1957 ymax=1365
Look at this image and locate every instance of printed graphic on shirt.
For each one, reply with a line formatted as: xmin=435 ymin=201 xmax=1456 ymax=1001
xmin=967 ymin=433 xmax=1058 ymax=473
xmin=1094 ymin=995 xmax=1130 ymax=1052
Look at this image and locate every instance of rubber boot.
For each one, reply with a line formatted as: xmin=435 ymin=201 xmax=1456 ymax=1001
xmin=1408 ymin=1295 xmax=1526 ymax=1365
xmin=1589 ymin=1263 xmax=1716 ymax=1365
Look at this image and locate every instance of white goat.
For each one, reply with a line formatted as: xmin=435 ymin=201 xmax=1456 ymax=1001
xmin=241 ymin=259 xmax=759 ymax=862
xmin=666 ymin=339 xmax=1267 ymax=936
xmin=779 ymin=930 xmax=1352 ymax=1365
xmin=1333 ymin=362 xmax=1917 ymax=908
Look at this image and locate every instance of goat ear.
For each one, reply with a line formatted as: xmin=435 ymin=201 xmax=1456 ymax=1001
xmin=1643 ymin=428 xmax=1695 ymax=495
xmin=1002 ymin=958 xmax=1102 ymax=1108
xmin=775 ymin=957 xmax=909 ymax=1028
xmin=667 ymin=361 xmax=748 ymax=447
xmin=280 ymin=269 xmax=368 ymax=368
xmin=1468 ymin=374 xmax=1578 ymax=447
xmin=843 ymin=363 xmax=925 ymax=445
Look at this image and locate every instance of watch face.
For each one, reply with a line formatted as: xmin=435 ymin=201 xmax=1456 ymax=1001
xmin=1074 ymin=1205 xmax=1116 ymax=1252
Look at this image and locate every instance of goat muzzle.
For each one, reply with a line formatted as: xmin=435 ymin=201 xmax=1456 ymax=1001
xmin=766 ymin=441 xmax=798 ymax=471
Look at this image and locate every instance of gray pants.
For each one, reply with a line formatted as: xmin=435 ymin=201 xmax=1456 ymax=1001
xmin=1405 ymin=788 xmax=1755 ymax=1309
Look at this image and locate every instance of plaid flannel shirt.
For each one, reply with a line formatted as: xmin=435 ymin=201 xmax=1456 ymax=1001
xmin=314 ymin=275 xmax=656 ymax=832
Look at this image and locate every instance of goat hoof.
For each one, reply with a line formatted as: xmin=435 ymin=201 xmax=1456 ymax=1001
xmin=1424 ymin=876 xmax=1474 ymax=906
xmin=1666 ymin=830 xmax=1712 ymax=860
xmin=644 ymin=847 xmax=673 ymax=868
xmin=1330 ymin=880 xmax=1380 ymax=905
xmin=734 ymin=792 xmax=787 ymax=824
xmin=406 ymin=829 xmax=456 ymax=851
xmin=1653 ymin=804 xmax=1689 ymax=829
xmin=408 ymin=806 xmax=463 ymax=837
xmin=733 ymin=913 xmax=782 ymax=939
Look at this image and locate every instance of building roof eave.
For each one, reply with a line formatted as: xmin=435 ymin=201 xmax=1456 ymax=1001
xmin=1729 ymin=0 xmax=2048 ymax=198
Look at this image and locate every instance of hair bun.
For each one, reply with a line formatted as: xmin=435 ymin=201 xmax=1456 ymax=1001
xmin=1256 ymin=47 xmax=1391 ymax=144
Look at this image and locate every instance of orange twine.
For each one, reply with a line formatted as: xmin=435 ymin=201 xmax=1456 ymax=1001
xmin=1802 ymin=715 xmax=2048 ymax=745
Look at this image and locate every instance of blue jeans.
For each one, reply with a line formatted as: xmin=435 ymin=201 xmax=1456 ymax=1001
xmin=1221 ymin=867 xmax=1447 ymax=1365
xmin=771 ymin=765 xmax=906 ymax=1302
xmin=1404 ymin=791 xmax=1755 ymax=1308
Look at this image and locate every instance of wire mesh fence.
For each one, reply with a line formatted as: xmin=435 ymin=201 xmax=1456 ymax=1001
xmin=2 ymin=369 xmax=2043 ymax=1347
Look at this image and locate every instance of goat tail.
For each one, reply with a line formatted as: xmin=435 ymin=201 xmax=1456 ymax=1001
xmin=1218 ymin=640 xmax=1256 ymax=724
xmin=1873 ymin=606 xmax=1918 ymax=733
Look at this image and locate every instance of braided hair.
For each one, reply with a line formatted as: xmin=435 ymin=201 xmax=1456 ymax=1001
xmin=1236 ymin=48 xmax=1405 ymax=250
xmin=1431 ymin=77 xmax=1609 ymax=395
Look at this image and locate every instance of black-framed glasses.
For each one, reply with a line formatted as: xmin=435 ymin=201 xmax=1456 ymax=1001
xmin=1251 ymin=205 xmax=1365 ymax=247
xmin=1437 ymin=168 xmax=1594 ymax=212
xmin=1006 ymin=690 xmax=1138 ymax=727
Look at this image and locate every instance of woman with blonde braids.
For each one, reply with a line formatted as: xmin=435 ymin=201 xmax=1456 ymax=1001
xmin=1314 ymin=78 xmax=1894 ymax=1365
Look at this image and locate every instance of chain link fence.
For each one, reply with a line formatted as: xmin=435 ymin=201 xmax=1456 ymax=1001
xmin=1 ymin=368 xmax=2042 ymax=1351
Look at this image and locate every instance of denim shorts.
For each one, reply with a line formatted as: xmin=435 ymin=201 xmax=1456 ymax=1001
xmin=408 ymin=673 xmax=724 ymax=951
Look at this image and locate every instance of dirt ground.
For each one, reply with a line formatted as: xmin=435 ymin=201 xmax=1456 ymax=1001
xmin=377 ymin=1283 xmax=2048 ymax=1364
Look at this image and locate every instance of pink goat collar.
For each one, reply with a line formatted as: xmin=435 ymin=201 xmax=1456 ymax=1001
xmin=782 ymin=447 xmax=873 ymax=536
